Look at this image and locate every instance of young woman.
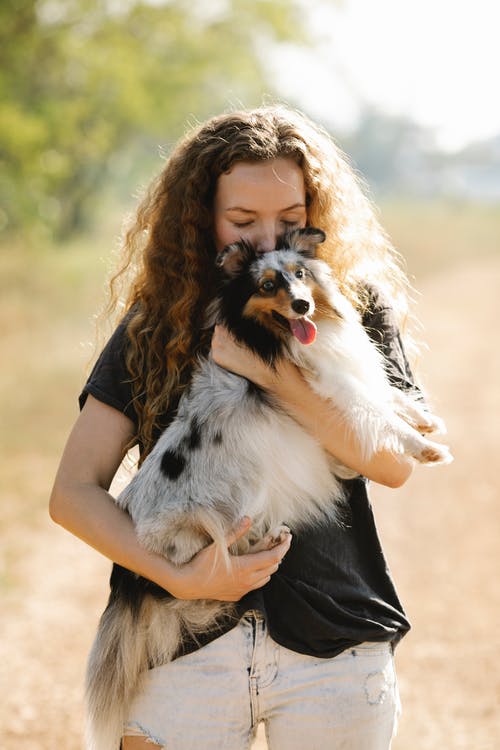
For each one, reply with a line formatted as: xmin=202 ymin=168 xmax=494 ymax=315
xmin=50 ymin=106 xmax=420 ymax=749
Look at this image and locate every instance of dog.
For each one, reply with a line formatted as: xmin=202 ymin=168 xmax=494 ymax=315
xmin=85 ymin=227 xmax=452 ymax=750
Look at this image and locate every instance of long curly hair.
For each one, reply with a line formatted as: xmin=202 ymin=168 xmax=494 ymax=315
xmin=106 ymin=105 xmax=414 ymax=457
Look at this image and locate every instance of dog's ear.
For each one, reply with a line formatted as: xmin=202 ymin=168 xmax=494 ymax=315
xmin=287 ymin=227 xmax=326 ymax=258
xmin=215 ymin=240 xmax=256 ymax=277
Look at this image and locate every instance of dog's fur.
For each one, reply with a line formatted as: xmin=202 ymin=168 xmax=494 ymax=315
xmin=85 ymin=227 xmax=452 ymax=749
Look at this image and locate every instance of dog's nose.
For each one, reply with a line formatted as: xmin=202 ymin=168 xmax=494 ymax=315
xmin=292 ymin=299 xmax=310 ymax=315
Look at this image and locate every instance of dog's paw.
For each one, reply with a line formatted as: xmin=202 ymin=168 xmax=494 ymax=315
xmin=414 ymin=412 xmax=447 ymax=435
xmin=413 ymin=441 xmax=453 ymax=466
xmin=249 ymin=525 xmax=291 ymax=553
xmin=267 ymin=525 xmax=291 ymax=548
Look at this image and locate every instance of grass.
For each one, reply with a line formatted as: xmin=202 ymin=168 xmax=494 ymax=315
xmin=379 ymin=197 xmax=500 ymax=281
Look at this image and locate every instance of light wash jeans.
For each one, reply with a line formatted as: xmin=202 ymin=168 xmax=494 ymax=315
xmin=124 ymin=610 xmax=401 ymax=749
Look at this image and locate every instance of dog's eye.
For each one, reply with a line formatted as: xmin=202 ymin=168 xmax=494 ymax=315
xmin=261 ymin=280 xmax=275 ymax=293
xmin=295 ymin=268 xmax=305 ymax=279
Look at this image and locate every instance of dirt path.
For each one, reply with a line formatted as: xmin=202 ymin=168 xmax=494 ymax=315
xmin=369 ymin=258 xmax=500 ymax=750
xmin=1 ymin=258 xmax=499 ymax=749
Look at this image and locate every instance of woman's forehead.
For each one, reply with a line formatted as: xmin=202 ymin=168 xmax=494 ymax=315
xmin=215 ymin=158 xmax=305 ymax=208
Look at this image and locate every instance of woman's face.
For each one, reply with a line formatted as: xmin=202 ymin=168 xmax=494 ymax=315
xmin=213 ymin=157 xmax=307 ymax=254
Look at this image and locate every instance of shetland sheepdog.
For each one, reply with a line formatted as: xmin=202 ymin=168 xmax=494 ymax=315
xmin=85 ymin=227 xmax=452 ymax=750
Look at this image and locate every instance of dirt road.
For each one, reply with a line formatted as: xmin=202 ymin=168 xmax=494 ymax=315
xmin=1 ymin=257 xmax=499 ymax=749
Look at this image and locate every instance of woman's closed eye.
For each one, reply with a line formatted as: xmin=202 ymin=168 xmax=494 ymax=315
xmin=232 ymin=220 xmax=254 ymax=228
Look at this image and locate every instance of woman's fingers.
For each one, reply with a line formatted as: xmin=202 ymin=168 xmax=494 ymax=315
xmin=225 ymin=516 xmax=252 ymax=547
xmin=180 ymin=519 xmax=292 ymax=601
xmin=225 ymin=518 xmax=292 ymax=570
xmin=240 ymin=534 xmax=292 ymax=571
xmin=248 ymin=575 xmax=272 ymax=591
xmin=211 ymin=325 xmax=275 ymax=388
xmin=220 ymin=531 xmax=291 ymax=597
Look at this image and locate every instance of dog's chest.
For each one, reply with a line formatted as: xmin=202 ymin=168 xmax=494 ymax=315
xmin=150 ymin=357 xmax=342 ymax=528
xmin=290 ymin=319 xmax=391 ymax=400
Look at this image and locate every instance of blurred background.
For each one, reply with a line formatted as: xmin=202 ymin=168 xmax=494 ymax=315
xmin=1 ymin=1 xmax=498 ymax=748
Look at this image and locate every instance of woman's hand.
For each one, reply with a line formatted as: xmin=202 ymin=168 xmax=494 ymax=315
xmin=211 ymin=324 xmax=294 ymax=390
xmin=168 ymin=517 xmax=292 ymax=602
xmin=211 ymin=324 xmax=273 ymax=388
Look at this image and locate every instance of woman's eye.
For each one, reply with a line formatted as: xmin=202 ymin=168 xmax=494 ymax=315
xmin=261 ymin=280 xmax=275 ymax=292
xmin=282 ymin=220 xmax=298 ymax=228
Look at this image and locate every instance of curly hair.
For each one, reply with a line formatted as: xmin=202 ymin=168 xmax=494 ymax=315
xmin=106 ymin=105 xmax=414 ymax=457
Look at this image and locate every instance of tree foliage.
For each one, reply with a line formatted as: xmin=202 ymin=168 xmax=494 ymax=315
xmin=0 ymin=0 xmax=308 ymax=239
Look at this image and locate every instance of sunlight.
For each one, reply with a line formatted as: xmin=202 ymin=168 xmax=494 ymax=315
xmin=272 ymin=0 xmax=500 ymax=151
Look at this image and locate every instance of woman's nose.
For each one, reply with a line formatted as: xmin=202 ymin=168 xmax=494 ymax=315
xmin=255 ymin=226 xmax=277 ymax=253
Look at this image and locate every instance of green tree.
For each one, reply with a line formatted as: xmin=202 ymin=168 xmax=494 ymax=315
xmin=0 ymin=0 xmax=308 ymax=240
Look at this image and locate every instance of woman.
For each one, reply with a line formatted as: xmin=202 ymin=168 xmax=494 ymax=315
xmin=50 ymin=105 xmax=419 ymax=749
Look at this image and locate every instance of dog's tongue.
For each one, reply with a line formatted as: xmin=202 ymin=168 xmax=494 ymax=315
xmin=289 ymin=317 xmax=317 ymax=345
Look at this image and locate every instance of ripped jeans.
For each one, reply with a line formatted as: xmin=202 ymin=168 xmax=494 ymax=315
xmin=124 ymin=610 xmax=401 ymax=749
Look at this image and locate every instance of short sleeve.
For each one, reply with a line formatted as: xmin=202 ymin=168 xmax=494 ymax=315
xmin=361 ymin=286 xmax=419 ymax=394
xmin=79 ymin=316 xmax=139 ymax=424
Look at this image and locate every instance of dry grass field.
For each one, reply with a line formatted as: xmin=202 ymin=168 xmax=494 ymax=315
xmin=1 ymin=202 xmax=499 ymax=749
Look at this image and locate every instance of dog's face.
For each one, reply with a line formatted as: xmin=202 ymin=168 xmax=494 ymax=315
xmin=244 ymin=247 xmax=318 ymax=345
xmin=217 ymin=228 xmax=335 ymax=348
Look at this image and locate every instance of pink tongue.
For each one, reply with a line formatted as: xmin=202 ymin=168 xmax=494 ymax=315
xmin=289 ymin=317 xmax=317 ymax=345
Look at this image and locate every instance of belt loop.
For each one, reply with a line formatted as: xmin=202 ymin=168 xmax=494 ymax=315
xmin=242 ymin=608 xmax=264 ymax=623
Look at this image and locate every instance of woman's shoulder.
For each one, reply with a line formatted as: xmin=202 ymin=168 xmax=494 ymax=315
xmin=78 ymin=308 xmax=138 ymax=422
xmin=360 ymin=283 xmax=396 ymax=334
xmin=359 ymin=283 xmax=419 ymax=393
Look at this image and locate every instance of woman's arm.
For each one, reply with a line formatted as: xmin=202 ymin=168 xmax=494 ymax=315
xmin=49 ymin=395 xmax=291 ymax=601
xmin=211 ymin=325 xmax=414 ymax=488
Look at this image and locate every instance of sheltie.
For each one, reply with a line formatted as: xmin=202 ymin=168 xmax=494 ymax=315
xmin=85 ymin=227 xmax=452 ymax=750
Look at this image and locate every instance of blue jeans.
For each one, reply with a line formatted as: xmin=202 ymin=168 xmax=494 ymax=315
xmin=124 ymin=610 xmax=401 ymax=749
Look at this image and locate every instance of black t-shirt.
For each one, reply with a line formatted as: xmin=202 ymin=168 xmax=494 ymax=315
xmin=80 ymin=290 xmax=414 ymax=658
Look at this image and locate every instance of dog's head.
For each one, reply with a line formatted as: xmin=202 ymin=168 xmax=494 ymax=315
xmin=216 ymin=227 xmax=326 ymax=277
xmin=213 ymin=228 xmax=337 ymax=360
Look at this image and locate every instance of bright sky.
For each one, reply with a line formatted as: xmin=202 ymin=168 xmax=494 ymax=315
xmin=271 ymin=0 xmax=500 ymax=151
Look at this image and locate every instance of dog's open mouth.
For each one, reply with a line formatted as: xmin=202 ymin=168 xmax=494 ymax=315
xmin=272 ymin=311 xmax=317 ymax=345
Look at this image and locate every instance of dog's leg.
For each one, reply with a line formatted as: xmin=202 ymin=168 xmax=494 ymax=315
xmin=389 ymin=417 xmax=453 ymax=465
xmin=390 ymin=387 xmax=447 ymax=435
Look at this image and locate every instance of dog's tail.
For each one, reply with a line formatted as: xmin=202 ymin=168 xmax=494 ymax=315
xmin=84 ymin=596 xmax=149 ymax=750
